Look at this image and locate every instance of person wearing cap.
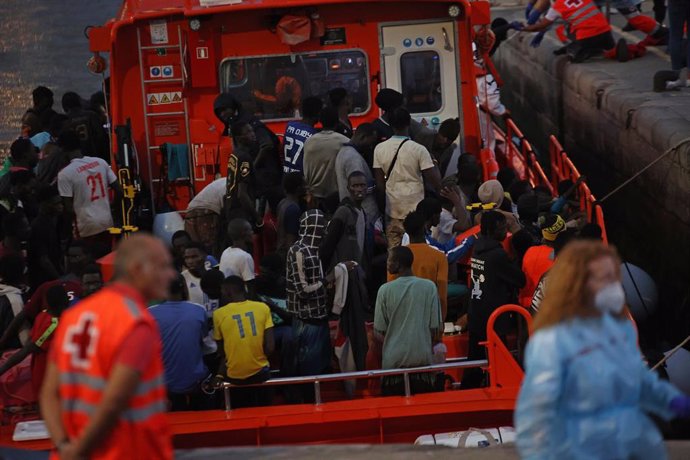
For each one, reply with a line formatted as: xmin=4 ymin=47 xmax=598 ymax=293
xmin=371 ymin=88 xmax=435 ymax=143
xmin=517 ymin=191 xmax=551 ymax=241
xmin=518 ymin=214 xmax=566 ymax=308
xmin=473 ymin=180 xmax=521 ymax=234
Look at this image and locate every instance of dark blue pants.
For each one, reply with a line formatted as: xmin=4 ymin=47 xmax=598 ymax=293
xmin=669 ymin=0 xmax=690 ymax=71
xmin=286 ymin=318 xmax=331 ymax=403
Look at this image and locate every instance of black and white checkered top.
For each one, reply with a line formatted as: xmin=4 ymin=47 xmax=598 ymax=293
xmin=286 ymin=209 xmax=328 ymax=320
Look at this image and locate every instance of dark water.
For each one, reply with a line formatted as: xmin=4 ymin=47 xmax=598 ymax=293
xmin=0 ymin=0 xmax=120 ymax=154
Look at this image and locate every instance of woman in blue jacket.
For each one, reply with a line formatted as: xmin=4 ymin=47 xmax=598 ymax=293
xmin=515 ymin=240 xmax=690 ymax=459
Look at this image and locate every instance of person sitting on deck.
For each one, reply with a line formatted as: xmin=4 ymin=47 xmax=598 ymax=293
xmin=212 ymin=276 xmax=274 ymax=408
xmin=149 ymin=275 xmax=211 ymax=411
xmin=375 ymin=246 xmax=442 ymax=396
xmin=0 ymin=285 xmax=69 ymax=396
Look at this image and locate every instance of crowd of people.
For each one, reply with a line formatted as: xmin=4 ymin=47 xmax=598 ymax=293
xmin=0 ymin=78 xmax=613 ymax=411
xmin=0 ymin=18 xmax=688 ymax=457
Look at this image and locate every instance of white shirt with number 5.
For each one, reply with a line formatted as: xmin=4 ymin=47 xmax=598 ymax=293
xmin=58 ymin=156 xmax=117 ymax=237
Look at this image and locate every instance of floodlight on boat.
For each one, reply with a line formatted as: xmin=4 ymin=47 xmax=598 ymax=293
xmin=448 ymin=4 xmax=461 ymax=18
xmin=189 ymin=18 xmax=202 ymax=31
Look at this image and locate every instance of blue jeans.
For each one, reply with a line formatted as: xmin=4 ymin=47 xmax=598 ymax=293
xmin=292 ymin=318 xmax=331 ymax=376
xmin=669 ymin=0 xmax=690 ymax=71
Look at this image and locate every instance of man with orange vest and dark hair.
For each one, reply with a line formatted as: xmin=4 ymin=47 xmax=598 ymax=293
xmin=40 ymin=234 xmax=176 ymax=460
xmin=521 ymin=0 xmax=646 ymax=63
xmin=518 ymin=214 xmax=567 ymax=307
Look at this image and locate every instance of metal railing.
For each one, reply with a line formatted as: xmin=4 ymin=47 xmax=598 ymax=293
xmin=218 ymin=359 xmax=488 ymax=411
xmin=548 ymin=135 xmax=609 ymax=244
xmin=504 ymin=118 xmax=554 ymax=195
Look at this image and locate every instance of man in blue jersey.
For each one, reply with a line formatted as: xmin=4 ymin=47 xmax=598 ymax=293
xmin=149 ymin=274 xmax=210 ymax=411
xmin=283 ymin=97 xmax=322 ymax=174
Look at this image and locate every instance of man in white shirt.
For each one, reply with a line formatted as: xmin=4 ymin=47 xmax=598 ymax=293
xmin=373 ymin=108 xmax=441 ymax=250
xmin=57 ymin=129 xmax=119 ymax=257
xmin=219 ymin=218 xmax=255 ymax=298
xmin=181 ymin=242 xmax=211 ymax=307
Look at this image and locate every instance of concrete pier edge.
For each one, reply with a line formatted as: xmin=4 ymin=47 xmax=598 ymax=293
xmin=492 ymin=9 xmax=690 ymax=342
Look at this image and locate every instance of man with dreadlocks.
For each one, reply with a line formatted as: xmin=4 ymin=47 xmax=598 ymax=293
xmin=285 ymin=209 xmax=333 ymax=383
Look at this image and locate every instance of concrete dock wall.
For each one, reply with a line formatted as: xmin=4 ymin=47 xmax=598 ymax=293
xmin=492 ymin=29 xmax=690 ymax=341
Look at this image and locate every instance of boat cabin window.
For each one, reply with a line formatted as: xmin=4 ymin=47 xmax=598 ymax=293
xmin=400 ymin=50 xmax=442 ymax=114
xmin=220 ymin=50 xmax=370 ymax=121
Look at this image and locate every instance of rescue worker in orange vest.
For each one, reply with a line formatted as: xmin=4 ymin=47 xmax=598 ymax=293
xmin=525 ymin=0 xmax=668 ymax=47
xmin=519 ymin=0 xmax=646 ymax=63
xmin=518 ymin=214 xmax=567 ymax=307
xmin=40 ymin=234 xmax=176 ymax=460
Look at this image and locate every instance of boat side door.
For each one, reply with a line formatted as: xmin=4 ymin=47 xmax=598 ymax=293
xmin=380 ymin=21 xmax=459 ymax=129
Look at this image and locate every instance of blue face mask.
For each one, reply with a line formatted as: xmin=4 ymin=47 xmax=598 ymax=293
xmin=594 ymin=282 xmax=626 ymax=314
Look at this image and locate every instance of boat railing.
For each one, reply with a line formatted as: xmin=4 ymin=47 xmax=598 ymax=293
xmin=218 ymin=359 xmax=488 ymax=411
xmin=218 ymin=305 xmax=534 ymax=411
xmin=504 ymin=118 xmax=554 ymax=195
xmin=548 ymin=135 xmax=608 ymax=244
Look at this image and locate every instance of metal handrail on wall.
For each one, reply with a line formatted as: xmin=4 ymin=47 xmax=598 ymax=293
xmin=548 ymin=135 xmax=608 ymax=244
xmin=504 ymin=119 xmax=554 ymax=195
xmin=219 ymin=359 xmax=489 ymax=411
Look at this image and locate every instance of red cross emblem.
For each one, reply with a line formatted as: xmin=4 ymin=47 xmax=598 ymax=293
xmin=64 ymin=312 xmax=99 ymax=369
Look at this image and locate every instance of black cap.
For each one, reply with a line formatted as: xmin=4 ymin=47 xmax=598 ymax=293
xmin=375 ymin=88 xmax=404 ymax=111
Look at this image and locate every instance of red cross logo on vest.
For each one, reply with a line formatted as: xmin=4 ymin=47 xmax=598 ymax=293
xmin=64 ymin=312 xmax=100 ymax=369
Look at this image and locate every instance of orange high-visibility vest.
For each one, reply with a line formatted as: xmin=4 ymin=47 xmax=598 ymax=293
xmin=519 ymin=245 xmax=555 ymax=307
xmin=52 ymin=284 xmax=172 ymax=460
xmin=552 ymin=0 xmax=611 ymax=40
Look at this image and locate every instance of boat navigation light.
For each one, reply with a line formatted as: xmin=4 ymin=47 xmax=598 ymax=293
xmin=448 ymin=4 xmax=461 ymax=18
xmin=189 ymin=18 xmax=202 ymax=31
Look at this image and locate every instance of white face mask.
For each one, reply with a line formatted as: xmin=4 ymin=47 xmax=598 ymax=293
xmin=594 ymin=282 xmax=626 ymax=314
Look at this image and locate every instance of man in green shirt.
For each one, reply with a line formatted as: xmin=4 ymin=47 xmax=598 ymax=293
xmin=374 ymin=246 xmax=442 ymax=396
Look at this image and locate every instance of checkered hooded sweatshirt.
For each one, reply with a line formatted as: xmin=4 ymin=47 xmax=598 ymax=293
xmin=286 ymin=209 xmax=328 ymax=320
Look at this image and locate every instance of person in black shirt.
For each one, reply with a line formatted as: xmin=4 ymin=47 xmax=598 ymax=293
xmin=29 ymin=86 xmax=58 ymax=132
xmin=462 ymin=211 xmax=525 ymax=389
xmin=62 ymin=92 xmax=110 ymax=163
xmin=28 ymin=185 xmax=65 ymax=289
xmin=328 ymin=87 xmax=353 ymax=138
xmin=225 ymin=121 xmax=259 ymax=226
xmin=213 ymin=93 xmax=282 ymax=197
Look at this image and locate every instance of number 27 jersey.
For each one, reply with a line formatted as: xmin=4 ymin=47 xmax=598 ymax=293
xmin=283 ymin=121 xmax=316 ymax=174
xmin=58 ymin=156 xmax=117 ymax=238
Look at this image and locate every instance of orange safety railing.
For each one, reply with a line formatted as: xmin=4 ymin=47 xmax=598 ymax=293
xmin=502 ymin=119 xmax=554 ymax=195
xmin=484 ymin=304 xmax=532 ymax=390
xmin=491 ymin=118 xmax=608 ymax=244
xmin=548 ymin=135 xmax=608 ymax=244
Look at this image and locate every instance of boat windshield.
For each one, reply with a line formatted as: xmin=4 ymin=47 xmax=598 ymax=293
xmin=219 ymin=49 xmax=370 ymax=121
